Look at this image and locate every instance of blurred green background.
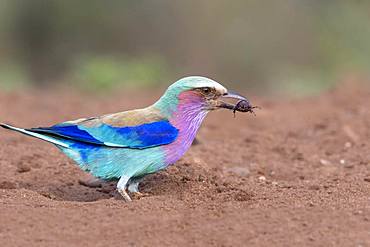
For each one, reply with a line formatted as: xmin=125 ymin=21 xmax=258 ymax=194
xmin=0 ymin=0 xmax=369 ymax=95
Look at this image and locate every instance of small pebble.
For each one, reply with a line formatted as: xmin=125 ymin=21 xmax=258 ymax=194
xmin=320 ymin=159 xmax=330 ymax=165
xmin=258 ymin=176 xmax=266 ymax=182
xmin=344 ymin=142 xmax=352 ymax=148
xmin=339 ymin=159 xmax=346 ymax=165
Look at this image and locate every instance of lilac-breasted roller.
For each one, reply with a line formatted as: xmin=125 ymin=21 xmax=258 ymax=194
xmin=1 ymin=76 xmax=254 ymax=201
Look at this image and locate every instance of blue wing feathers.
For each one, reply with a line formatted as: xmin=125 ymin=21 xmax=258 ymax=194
xmin=29 ymin=125 xmax=104 ymax=145
xmin=28 ymin=120 xmax=178 ymax=149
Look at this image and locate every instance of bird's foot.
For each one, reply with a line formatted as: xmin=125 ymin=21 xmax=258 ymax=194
xmin=131 ymin=192 xmax=150 ymax=200
xmin=118 ymin=188 xmax=132 ymax=202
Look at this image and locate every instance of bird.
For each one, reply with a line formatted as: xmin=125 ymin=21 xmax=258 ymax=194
xmin=1 ymin=76 xmax=254 ymax=201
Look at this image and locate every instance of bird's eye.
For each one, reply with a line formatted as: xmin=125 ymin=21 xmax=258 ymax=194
xmin=201 ymin=87 xmax=211 ymax=94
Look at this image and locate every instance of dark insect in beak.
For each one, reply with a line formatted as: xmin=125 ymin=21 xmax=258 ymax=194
xmin=232 ymin=100 xmax=260 ymax=117
xmin=218 ymin=91 xmax=260 ymax=117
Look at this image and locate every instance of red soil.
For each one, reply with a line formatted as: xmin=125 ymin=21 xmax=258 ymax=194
xmin=0 ymin=83 xmax=369 ymax=246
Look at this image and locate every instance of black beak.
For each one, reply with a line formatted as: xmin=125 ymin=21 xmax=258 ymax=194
xmin=218 ymin=91 xmax=259 ymax=115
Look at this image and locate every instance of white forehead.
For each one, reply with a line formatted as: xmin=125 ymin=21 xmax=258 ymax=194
xmin=172 ymin=76 xmax=227 ymax=94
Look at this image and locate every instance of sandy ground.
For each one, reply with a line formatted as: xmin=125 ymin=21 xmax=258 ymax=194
xmin=0 ymin=83 xmax=369 ymax=246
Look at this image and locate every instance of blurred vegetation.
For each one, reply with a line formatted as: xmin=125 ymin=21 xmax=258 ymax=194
xmin=71 ymin=55 xmax=170 ymax=92
xmin=0 ymin=0 xmax=369 ymax=95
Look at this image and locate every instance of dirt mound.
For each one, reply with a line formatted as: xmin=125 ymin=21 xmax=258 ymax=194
xmin=0 ymin=84 xmax=369 ymax=246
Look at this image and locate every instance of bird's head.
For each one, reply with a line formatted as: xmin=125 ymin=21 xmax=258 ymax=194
xmin=155 ymin=76 xmax=254 ymax=116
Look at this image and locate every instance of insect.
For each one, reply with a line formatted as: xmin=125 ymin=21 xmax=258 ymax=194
xmin=233 ymin=99 xmax=260 ymax=117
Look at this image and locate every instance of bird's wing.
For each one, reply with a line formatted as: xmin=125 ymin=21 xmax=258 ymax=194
xmin=27 ymin=108 xmax=179 ymax=149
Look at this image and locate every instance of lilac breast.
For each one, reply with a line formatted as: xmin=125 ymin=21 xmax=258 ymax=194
xmin=162 ymin=92 xmax=208 ymax=165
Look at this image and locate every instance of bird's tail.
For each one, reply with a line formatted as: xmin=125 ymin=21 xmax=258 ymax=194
xmin=0 ymin=123 xmax=69 ymax=148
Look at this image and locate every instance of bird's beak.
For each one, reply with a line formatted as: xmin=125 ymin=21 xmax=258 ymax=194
xmin=215 ymin=91 xmax=252 ymax=111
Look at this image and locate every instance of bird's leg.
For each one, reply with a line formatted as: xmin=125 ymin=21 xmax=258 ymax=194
xmin=127 ymin=177 xmax=144 ymax=193
xmin=127 ymin=180 xmax=140 ymax=193
xmin=117 ymin=176 xmax=132 ymax=202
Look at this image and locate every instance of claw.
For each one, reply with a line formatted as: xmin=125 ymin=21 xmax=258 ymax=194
xmin=131 ymin=192 xmax=150 ymax=200
xmin=118 ymin=188 xmax=132 ymax=202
